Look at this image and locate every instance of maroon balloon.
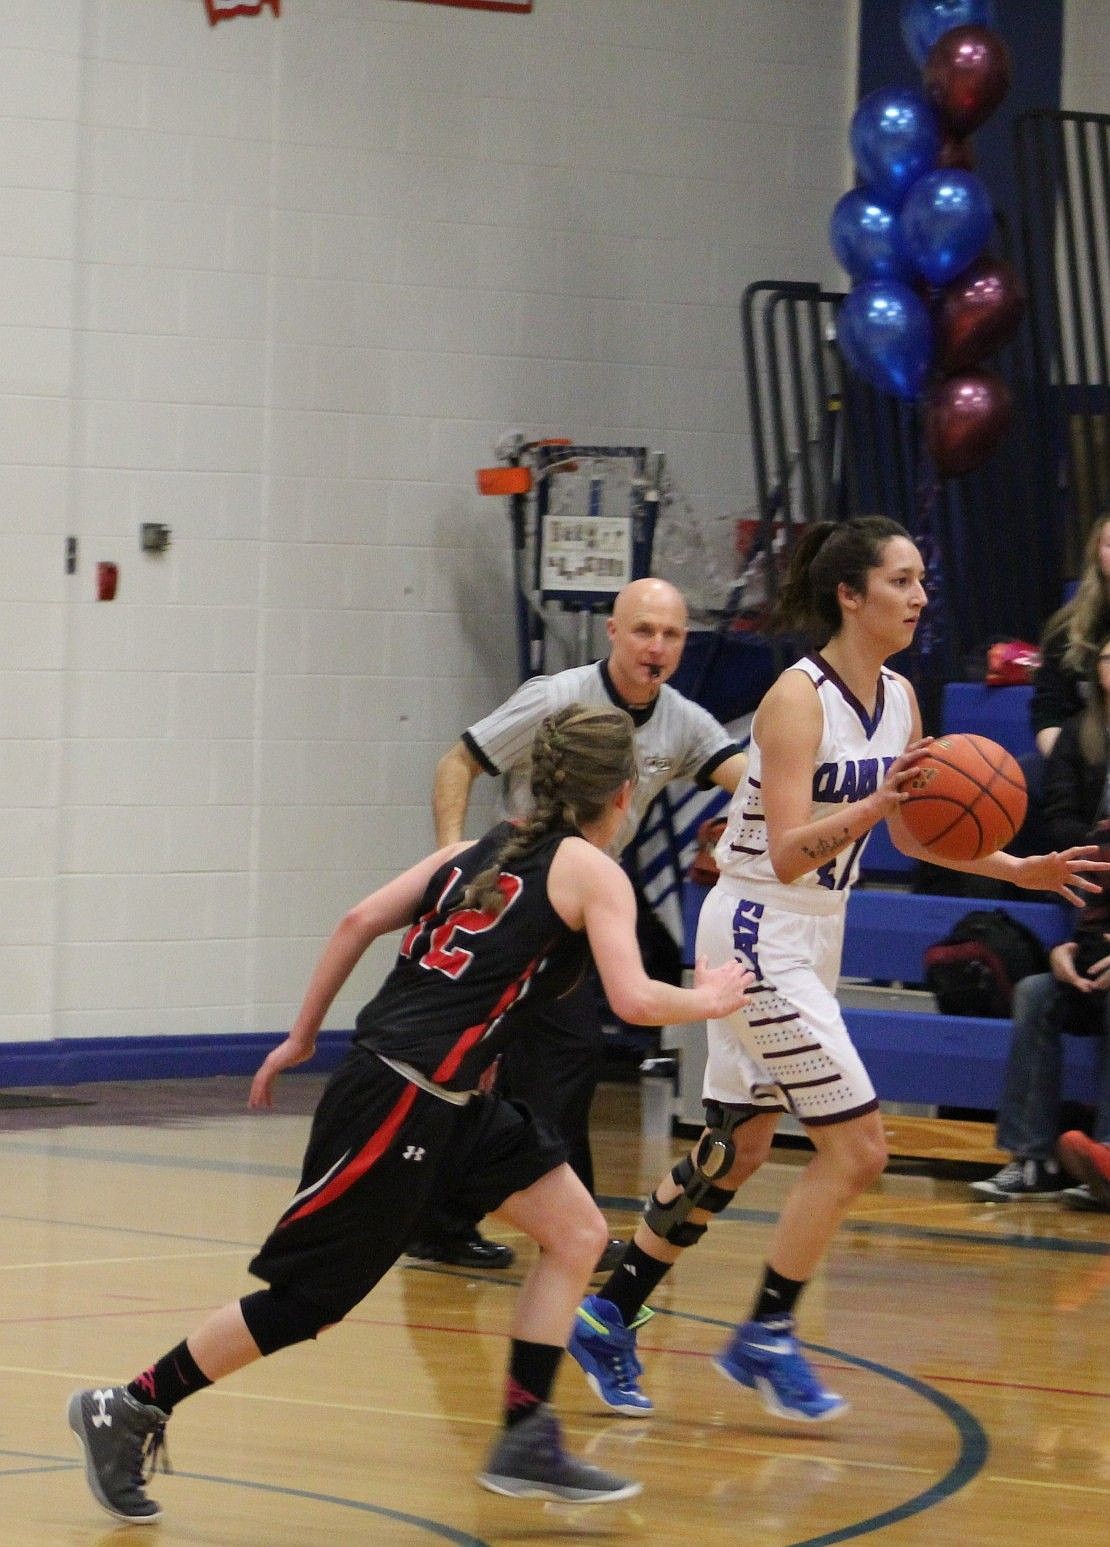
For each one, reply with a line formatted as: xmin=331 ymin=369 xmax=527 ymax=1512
xmin=938 ymin=134 xmax=976 ymax=171
xmin=926 ymin=370 xmax=1014 ymax=477
xmin=938 ymin=256 xmax=1026 ymax=371
xmin=924 ymin=25 xmax=1013 ymax=137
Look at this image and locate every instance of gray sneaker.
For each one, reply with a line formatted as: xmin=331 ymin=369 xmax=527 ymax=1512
xmin=478 ymin=1405 xmax=641 ymax=1503
xmin=68 ymin=1386 xmax=170 ymax=1523
xmin=970 ymin=1158 xmax=1067 ymax=1200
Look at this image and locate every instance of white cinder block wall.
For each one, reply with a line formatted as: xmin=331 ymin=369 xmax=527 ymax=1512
xmin=0 ymin=0 xmax=881 ymax=1052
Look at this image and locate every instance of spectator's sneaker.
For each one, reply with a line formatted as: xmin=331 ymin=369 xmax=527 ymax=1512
xmin=569 ymin=1296 xmax=654 ymax=1414
xmin=592 ymin=1238 xmax=626 ymax=1276
xmin=68 ymin=1386 xmax=170 ymax=1524
xmin=478 ymin=1405 xmax=641 ymax=1503
xmin=407 ymin=1230 xmax=515 ymax=1269
xmin=1057 ymin=1131 xmax=1110 ymax=1207
xmin=1062 ymin=1183 xmax=1110 ymax=1212
xmin=969 ymin=1158 xmax=1067 ymax=1200
xmin=715 ymin=1321 xmax=848 ymax=1423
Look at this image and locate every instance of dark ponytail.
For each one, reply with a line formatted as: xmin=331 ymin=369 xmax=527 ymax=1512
xmin=771 ymin=516 xmax=912 ymax=644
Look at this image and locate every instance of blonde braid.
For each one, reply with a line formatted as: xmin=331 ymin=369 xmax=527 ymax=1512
xmin=461 ymin=704 xmax=635 ymax=917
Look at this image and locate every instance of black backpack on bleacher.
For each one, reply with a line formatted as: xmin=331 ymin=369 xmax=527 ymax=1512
xmin=922 ymin=908 xmax=1050 ymax=1017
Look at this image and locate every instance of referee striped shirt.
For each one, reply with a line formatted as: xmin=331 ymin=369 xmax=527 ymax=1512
xmin=462 ymin=660 xmax=742 ymax=855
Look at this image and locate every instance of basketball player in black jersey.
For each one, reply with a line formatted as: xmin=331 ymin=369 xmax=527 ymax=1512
xmin=68 ymin=705 xmax=753 ymax=1522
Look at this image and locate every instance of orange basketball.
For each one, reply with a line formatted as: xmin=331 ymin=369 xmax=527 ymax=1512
xmin=899 ymin=733 xmax=1027 ymax=862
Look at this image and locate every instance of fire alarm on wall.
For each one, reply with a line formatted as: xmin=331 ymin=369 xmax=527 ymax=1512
xmin=96 ymin=562 xmax=119 ymax=601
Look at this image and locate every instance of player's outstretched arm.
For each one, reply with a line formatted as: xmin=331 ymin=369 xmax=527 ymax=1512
xmin=887 ymin=809 xmax=1110 ymax=905
xmin=249 ymin=841 xmax=471 ymax=1109
xmin=554 ymin=841 xmax=752 ymax=1025
xmin=1003 ymin=846 xmax=1110 ymax=906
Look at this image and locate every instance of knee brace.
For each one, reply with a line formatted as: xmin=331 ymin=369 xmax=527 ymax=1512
xmin=642 ymin=1102 xmax=760 ymax=1247
xmin=239 ymin=1285 xmax=334 ymax=1357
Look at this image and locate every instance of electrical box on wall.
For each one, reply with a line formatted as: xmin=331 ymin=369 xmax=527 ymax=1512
xmin=140 ymin=523 xmax=172 ymax=553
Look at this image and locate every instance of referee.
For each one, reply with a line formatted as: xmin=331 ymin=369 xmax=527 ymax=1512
xmin=408 ymin=578 xmax=748 ymax=1269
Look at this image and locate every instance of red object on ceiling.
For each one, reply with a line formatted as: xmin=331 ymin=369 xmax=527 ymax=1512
xmin=204 ymin=0 xmax=280 ymax=24
xmin=400 ymin=1 xmax=532 ymax=12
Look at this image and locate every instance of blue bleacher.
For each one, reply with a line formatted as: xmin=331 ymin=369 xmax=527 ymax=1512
xmin=858 ymin=681 xmax=1037 ymax=879
xmin=671 ymin=676 xmax=1108 ymax=1114
xmin=841 ymin=890 xmax=1070 ymax=982
xmin=680 ymin=880 xmax=1099 ymax=1110
xmin=939 ymin=682 xmax=1035 ymax=760
xmin=842 ymin=1005 xmax=1099 ymax=1109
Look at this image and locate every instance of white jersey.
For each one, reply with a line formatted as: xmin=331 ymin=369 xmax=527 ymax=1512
xmin=463 ymin=661 xmax=741 ymax=855
xmin=714 ymin=652 xmax=913 ymax=912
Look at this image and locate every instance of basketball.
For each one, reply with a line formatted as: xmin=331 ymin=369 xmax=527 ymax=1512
xmin=898 ymin=733 xmax=1027 ymax=862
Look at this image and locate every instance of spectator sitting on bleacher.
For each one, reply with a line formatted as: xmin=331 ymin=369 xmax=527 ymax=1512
xmin=1039 ymin=635 xmax=1110 ymax=847
xmin=975 ymin=654 xmax=1110 ymax=1205
xmin=1032 ymin=512 xmax=1110 ymax=759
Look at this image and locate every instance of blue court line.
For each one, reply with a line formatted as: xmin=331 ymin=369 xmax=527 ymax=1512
xmin=6 ymin=1321 xmax=984 ymax=1547
xmin=2 ymin=1138 xmax=1105 ymax=1259
xmin=0 ymin=1142 xmax=1063 ymax=1542
xmin=180 ymin=1472 xmax=491 ymax=1544
xmin=1 ymin=1463 xmax=77 ymax=1479
xmin=0 ymin=1451 xmax=490 ymax=1545
xmin=0 ymin=1209 xmax=259 ymax=1250
xmin=597 ymin=1193 xmax=1110 ymax=1258
xmin=0 ymin=1137 xmax=300 ymax=1179
xmin=0 ymin=1447 xmax=84 ymax=1480
xmin=653 ymin=1306 xmax=988 ymax=1547
xmin=797 ymin=1347 xmax=988 ymax=1547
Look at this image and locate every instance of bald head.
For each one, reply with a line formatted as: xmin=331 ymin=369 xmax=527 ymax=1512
xmin=606 ymin=578 xmax=688 ymax=706
xmin=611 ymin=578 xmax=688 ymax=629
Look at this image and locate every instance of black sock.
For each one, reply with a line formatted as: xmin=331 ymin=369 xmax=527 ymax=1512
xmin=598 ymin=1240 xmax=672 ymax=1326
xmin=751 ymin=1264 xmax=805 ymax=1326
xmin=504 ymin=1339 xmax=562 ymax=1428
xmin=127 ymin=1340 xmax=212 ymax=1415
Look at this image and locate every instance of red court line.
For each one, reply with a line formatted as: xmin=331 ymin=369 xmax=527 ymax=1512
xmin=11 ymin=1297 xmax=1106 ymax=1405
xmin=0 ymin=1303 xmax=215 ymax=1327
xmin=346 ymin=1312 xmax=1110 ymax=1401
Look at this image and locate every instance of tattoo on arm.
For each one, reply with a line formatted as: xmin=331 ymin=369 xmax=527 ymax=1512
xmin=801 ymin=827 xmax=850 ymax=862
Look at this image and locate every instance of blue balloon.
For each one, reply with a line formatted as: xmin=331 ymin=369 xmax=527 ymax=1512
xmin=830 ymin=189 xmax=914 ymax=283
xmin=900 ymin=0 xmax=999 ymax=68
xmin=837 ymin=281 xmax=934 ymax=400
xmin=900 ymin=169 xmax=993 ymax=285
xmin=850 ymin=89 xmax=941 ymax=208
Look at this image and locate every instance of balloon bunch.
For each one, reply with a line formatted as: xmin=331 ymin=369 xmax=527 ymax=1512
xmin=830 ymin=0 xmax=1025 ymax=476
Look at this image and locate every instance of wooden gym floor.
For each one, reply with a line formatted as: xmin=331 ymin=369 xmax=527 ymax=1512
xmin=1 ymin=1076 xmax=1106 ymax=1546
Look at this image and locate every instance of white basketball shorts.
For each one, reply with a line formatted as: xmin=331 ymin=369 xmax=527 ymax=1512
xmin=696 ymin=884 xmax=878 ymax=1126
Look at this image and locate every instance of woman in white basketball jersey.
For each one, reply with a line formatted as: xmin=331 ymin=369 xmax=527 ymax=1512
xmin=569 ymin=516 xmax=1105 ymax=1422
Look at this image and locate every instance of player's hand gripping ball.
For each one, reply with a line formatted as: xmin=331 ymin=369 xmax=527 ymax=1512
xmin=899 ymin=733 xmax=1027 ymax=861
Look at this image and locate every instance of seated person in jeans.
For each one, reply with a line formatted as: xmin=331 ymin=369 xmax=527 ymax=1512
xmin=970 ymin=924 xmax=1110 ymax=1207
xmin=975 ymin=650 xmax=1110 ymax=1204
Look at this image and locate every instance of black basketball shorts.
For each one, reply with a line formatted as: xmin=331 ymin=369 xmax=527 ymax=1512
xmin=249 ymin=1047 xmax=565 ymax=1318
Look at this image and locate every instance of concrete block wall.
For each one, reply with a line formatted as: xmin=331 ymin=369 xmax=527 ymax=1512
xmin=0 ymin=0 xmax=862 ymax=1054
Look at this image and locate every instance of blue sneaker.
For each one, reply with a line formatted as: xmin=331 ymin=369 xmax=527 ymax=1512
xmin=569 ymin=1296 xmax=654 ymax=1415
xmin=714 ymin=1320 xmax=848 ymax=1422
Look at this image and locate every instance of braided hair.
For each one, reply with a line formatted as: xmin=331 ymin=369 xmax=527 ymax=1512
xmin=771 ymin=515 xmax=912 ymax=644
xmin=461 ymin=703 xmax=637 ymax=916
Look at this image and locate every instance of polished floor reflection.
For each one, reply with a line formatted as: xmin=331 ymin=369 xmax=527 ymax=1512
xmin=1 ymin=1075 xmax=1106 ymax=1546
